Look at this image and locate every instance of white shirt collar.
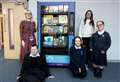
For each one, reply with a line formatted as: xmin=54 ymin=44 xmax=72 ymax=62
xmin=29 ymin=52 xmax=40 ymax=57
xmin=75 ymin=45 xmax=81 ymax=49
xmin=98 ymin=30 xmax=105 ymax=35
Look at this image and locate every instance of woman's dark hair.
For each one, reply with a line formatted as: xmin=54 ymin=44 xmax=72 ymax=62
xmin=72 ymin=36 xmax=83 ymax=47
xmin=84 ymin=10 xmax=95 ymax=28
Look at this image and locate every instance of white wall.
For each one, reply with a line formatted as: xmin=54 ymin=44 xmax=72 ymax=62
xmin=118 ymin=0 xmax=120 ymax=59
xmin=75 ymin=0 xmax=120 ymax=62
xmin=28 ymin=0 xmax=120 ymax=61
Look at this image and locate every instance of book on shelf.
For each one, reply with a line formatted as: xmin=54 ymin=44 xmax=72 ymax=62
xmin=53 ymin=26 xmax=59 ymax=34
xmin=59 ymin=15 xmax=68 ymax=24
xmin=53 ymin=37 xmax=59 ymax=46
xmin=43 ymin=25 xmax=66 ymax=34
xmin=43 ymin=36 xmax=53 ymax=47
xmin=43 ymin=15 xmax=53 ymax=24
xmin=48 ymin=26 xmax=54 ymax=34
xmin=41 ymin=6 xmax=49 ymax=13
xmin=58 ymin=5 xmax=64 ymax=12
xmin=52 ymin=26 xmax=64 ymax=34
xmin=63 ymin=26 xmax=68 ymax=34
xmin=58 ymin=36 xmax=67 ymax=47
xmin=64 ymin=5 xmax=69 ymax=12
xmin=42 ymin=5 xmax=69 ymax=13
xmin=59 ymin=26 xmax=64 ymax=33
xmin=53 ymin=17 xmax=59 ymax=25
xmin=43 ymin=26 xmax=64 ymax=34
xmin=43 ymin=26 xmax=49 ymax=33
xmin=49 ymin=6 xmax=59 ymax=13
xmin=43 ymin=26 xmax=55 ymax=34
xmin=53 ymin=36 xmax=67 ymax=47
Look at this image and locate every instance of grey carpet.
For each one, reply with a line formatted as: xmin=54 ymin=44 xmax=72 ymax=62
xmin=0 ymin=50 xmax=120 ymax=82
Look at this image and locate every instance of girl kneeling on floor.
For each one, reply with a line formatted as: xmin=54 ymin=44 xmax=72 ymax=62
xmin=69 ymin=36 xmax=87 ymax=78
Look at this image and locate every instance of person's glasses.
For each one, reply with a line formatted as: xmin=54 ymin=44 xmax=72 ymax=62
xmin=97 ymin=24 xmax=103 ymax=27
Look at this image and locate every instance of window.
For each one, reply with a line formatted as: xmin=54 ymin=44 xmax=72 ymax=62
xmin=8 ymin=8 xmax=15 ymax=49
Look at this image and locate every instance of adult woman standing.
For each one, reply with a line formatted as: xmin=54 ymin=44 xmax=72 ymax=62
xmin=79 ymin=10 xmax=95 ymax=67
xmin=20 ymin=10 xmax=36 ymax=63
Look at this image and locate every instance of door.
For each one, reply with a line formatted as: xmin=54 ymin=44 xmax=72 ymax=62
xmin=2 ymin=3 xmax=25 ymax=59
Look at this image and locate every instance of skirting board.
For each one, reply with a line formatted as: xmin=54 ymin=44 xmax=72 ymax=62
xmin=108 ymin=60 xmax=120 ymax=63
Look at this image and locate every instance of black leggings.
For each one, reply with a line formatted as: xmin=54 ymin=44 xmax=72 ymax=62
xmin=82 ymin=37 xmax=92 ymax=65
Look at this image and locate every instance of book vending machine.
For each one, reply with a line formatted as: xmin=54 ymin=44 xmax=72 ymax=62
xmin=37 ymin=2 xmax=75 ymax=66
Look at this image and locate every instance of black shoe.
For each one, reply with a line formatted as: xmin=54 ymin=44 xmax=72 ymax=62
xmin=79 ymin=67 xmax=87 ymax=78
xmin=72 ymin=70 xmax=79 ymax=77
xmin=93 ymin=68 xmax=97 ymax=77
xmin=94 ymin=68 xmax=102 ymax=78
xmin=98 ymin=69 xmax=103 ymax=78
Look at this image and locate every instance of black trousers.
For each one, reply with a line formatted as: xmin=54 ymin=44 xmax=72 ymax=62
xmin=82 ymin=37 xmax=91 ymax=65
xmin=18 ymin=68 xmax=46 ymax=82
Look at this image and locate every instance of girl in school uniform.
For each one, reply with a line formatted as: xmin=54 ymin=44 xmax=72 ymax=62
xmin=69 ymin=36 xmax=87 ymax=78
xmin=90 ymin=20 xmax=111 ymax=78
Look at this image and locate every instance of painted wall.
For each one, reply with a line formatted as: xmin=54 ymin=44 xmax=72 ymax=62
xmin=75 ymin=0 xmax=119 ymax=62
xmin=28 ymin=0 xmax=120 ymax=61
xmin=118 ymin=0 xmax=120 ymax=59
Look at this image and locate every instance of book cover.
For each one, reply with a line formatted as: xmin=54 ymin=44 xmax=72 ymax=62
xmin=53 ymin=26 xmax=59 ymax=34
xmin=49 ymin=6 xmax=58 ymax=12
xmin=59 ymin=26 xmax=63 ymax=33
xmin=41 ymin=6 xmax=49 ymax=13
xmin=63 ymin=26 xmax=68 ymax=34
xmin=43 ymin=15 xmax=53 ymax=24
xmin=58 ymin=36 xmax=67 ymax=47
xmin=53 ymin=6 xmax=59 ymax=12
xmin=43 ymin=26 xmax=49 ymax=33
xmin=53 ymin=17 xmax=59 ymax=25
xmin=53 ymin=38 xmax=59 ymax=46
xmin=59 ymin=15 xmax=68 ymax=24
xmin=44 ymin=36 xmax=53 ymax=46
xmin=64 ymin=5 xmax=69 ymax=12
xmin=48 ymin=26 xmax=54 ymax=34
xmin=58 ymin=5 xmax=64 ymax=12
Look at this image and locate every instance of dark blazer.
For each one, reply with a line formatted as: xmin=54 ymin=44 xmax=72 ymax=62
xmin=19 ymin=52 xmax=51 ymax=82
xmin=69 ymin=46 xmax=86 ymax=69
xmin=90 ymin=31 xmax=111 ymax=52
xmin=90 ymin=31 xmax=111 ymax=65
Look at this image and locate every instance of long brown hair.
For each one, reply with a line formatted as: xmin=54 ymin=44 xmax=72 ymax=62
xmin=84 ymin=10 xmax=95 ymax=28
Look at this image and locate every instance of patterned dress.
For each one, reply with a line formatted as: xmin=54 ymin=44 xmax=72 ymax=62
xmin=20 ymin=20 xmax=36 ymax=63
